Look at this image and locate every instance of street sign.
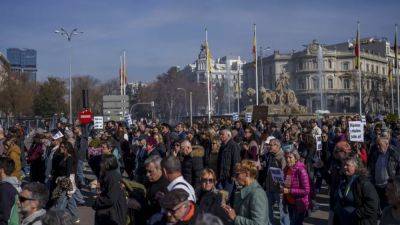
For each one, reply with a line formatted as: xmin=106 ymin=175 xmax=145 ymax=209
xmin=78 ymin=109 xmax=93 ymax=125
xmin=245 ymin=113 xmax=252 ymax=123
xmin=232 ymin=113 xmax=239 ymax=121
xmin=349 ymin=121 xmax=364 ymax=142
xmin=93 ymin=116 xmax=104 ymax=129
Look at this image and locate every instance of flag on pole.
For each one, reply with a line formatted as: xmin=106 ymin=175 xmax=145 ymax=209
xmin=354 ymin=22 xmax=361 ymax=70
xmin=252 ymin=24 xmax=257 ymax=68
xmin=395 ymin=24 xmax=398 ymax=70
xmin=205 ymin=36 xmax=212 ymax=73
xmin=389 ymin=61 xmax=393 ymax=81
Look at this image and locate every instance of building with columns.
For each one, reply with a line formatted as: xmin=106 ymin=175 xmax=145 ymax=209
xmin=243 ymin=38 xmax=397 ymax=114
xmin=183 ymin=44 xmax=246 ymax=115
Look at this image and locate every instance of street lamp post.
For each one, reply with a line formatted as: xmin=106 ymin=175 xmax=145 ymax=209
xmin=55 ymin=28 xmax=83 ymax=124
xmin=177 ymin=88 xmax=188 ymax=117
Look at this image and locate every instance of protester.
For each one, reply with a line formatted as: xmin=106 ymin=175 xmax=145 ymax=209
xmin=368 ymin=136 xmax=400 ymax=209
xmin=180 ymin=140 xmax=204 ymax=188
xmin=221 ymin=160 xmax=268 ymax=225
xmin=144 ymin=155 xmax=169 ymax=218
xmin=282 ymin=149 xmax=311 ymax=225
xmin=0 ymin=157 xmax=19 ymax=225
xmin=20 ymin=182 xmax=49 ymax=225
xmin=217 ymin=129 xmax=241 ymax=195
xmin=196 ymin=169 xmax=229 ymax=224
xmin=92 ymin=154 xmax=127 ymax=225
xmin=333 ymin=156 xmax=379 ymax=225
xmin=3 ymin=138 xmax=22 ymax=180
xmin=154 ymin=188 xmax=197 ymax=225
xmin=381 ymin=176 xmax=400 ymax=225
xmin=161 ymin=155 xmax=196 ymax=202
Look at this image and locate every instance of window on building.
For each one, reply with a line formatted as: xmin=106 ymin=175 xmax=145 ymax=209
xmin=382 ymin=67 xmax=386 ymax=75
xmin=344 ymin=97 xmax=351 ymax=110
xmin=313 ymin=59 xmax=318 ymax=69
xmin=366 ymin=64 xmax=370 ymax=72
xmin=328 ymin=78 xmax=333 ymax=89
xmin=328 ymin=60 xmax=333 ymax=69
xmin=298 ymin=78 xmax=306 ymax=89
xmin=344 ymin=78 xmax=351 ymax=89
xmin=298 ymin=61 xmax=303 ymax=70
xmin=376 ymin=66 xmax=379 ymax=74
xmin=313 ymin=78 xmax=319 ymax=89
xmin=328 ymin=99 xmax=335 ymax=108
xmin=269 ymin=66 xmax=272 ymax=75
xmin=342 ymin=62 xmax=349 ymax=70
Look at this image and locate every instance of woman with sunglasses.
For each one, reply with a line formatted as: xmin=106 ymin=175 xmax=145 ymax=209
xmin=196 ymin=169 xmax=230 ymax=224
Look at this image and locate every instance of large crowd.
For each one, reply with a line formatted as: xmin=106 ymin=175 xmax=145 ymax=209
xmin=1 ymin=114 xmax=400 ymax=225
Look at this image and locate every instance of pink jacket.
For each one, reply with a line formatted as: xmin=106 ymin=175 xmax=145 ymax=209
xmin=284 ymin=161 xmax=310 ymax=213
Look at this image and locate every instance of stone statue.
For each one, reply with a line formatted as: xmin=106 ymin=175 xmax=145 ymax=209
xmin=258 ymin=72 xmax=307 ymax=114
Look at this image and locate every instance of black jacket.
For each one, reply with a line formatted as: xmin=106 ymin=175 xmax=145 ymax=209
xmin=93 ymin=169 xmax=127 ymax=225
xmin=333 ymin=175 xmax=379 ymax=225
xmin=75 ymin=135 xmax=88 ymax=160
xmin=217 ymin=139 xmax=241 ymax=182
xmin=181 ymin=146 xmax=204 ymax=188
xmin=368 ymin=146 xmax=400 ymax=185
xmin=197 ymin=189 xmax=230 ymax=225
xmin=0 ymin=182 xmax=17 ymax=225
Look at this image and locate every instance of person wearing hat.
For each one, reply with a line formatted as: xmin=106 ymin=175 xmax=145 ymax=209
xmin=44 ymin=130 xmax=64 ymax=187
xmin=154 ymin=188 xmax=197 ymax=225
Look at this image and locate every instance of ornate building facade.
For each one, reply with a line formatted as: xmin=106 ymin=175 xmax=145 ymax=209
xmin=243 ymin=38 xmax=398 ymax=114
xmin=183 ymin=44 xmax=246 ymax=115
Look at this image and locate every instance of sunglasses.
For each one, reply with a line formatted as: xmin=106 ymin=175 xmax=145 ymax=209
xmin=19 ymin=195 xmax=37 ymax=203
xmin=201 ymin=178 xmax=214 ymax=184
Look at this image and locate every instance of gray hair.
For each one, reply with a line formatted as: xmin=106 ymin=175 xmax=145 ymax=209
xmin=161 ymin=155 xmax=181 ymax=173
xmin=180 ymin=140 xmax=191 ymax=148
xmin=144 ymin=155 xmax=162 ymax=169
xmin=220 ymin=129 xmax=232 ymax=138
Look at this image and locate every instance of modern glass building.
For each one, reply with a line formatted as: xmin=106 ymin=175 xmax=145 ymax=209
xmin=6 ymin=48 xmax=37 ymax=82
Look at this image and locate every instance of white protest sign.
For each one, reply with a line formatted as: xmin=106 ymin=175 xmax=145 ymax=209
xmin=245 ymin=113 xmax=252 ymax=123
xmin=315 ymin=135 xmax=322 ymax=151
xmin=125 ymin=114 xmax=133 ymax=126
xmin=349 ymin=121 xmax=364 ymax=142
xmin=269 ymin=167 xmax=284 ymax=185
xmin=232 ymin=113 xmax=239 ymax=121
xmin=93 ymin=116 xmax=104 ymax=129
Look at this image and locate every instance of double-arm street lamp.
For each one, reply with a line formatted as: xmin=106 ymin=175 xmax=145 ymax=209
xmin=55 ymin=28 xmax=83 ymax=124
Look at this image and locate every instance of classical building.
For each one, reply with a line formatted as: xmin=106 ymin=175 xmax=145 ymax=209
xmin=6 ymin=48 xmax=37 ymax=82
xmin=243 ymin=38 xmax=397 ymax=114
xmin=183 ymin=44 xmax=246 ymax=115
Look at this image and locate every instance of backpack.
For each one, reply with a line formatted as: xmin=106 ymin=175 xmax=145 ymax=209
xmin=8 ymin=194 xmax=19 ymax=225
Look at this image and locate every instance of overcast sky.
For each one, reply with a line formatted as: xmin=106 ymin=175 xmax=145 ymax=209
xmin=1 ymin=0 xmax=399 ymax=82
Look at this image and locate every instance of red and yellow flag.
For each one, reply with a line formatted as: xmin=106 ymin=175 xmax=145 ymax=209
xmin=395 ymin=24 xmax=398 ymax=70
xmin=252 ymin=24 xmax=257 ymax=67
xmin=354 ymin=22 xmax=361 ymax=70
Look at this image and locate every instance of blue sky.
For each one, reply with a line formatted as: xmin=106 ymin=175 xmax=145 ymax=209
xmin=1 ymin=0 xmax=399 ymax=82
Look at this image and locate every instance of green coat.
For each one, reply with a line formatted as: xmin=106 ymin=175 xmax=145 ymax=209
xmin=233 ymin=181 xmax=269 ymax=225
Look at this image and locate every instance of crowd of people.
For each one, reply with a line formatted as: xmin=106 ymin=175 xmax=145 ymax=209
xmin=1 ymin=114 xmax=400 ymax=225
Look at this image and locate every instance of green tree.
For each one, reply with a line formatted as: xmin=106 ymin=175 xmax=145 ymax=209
xmin=0 ymin=72 xmax=35 ymax=116
xmin=33 ymin=77 xmax=67 ymax=116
